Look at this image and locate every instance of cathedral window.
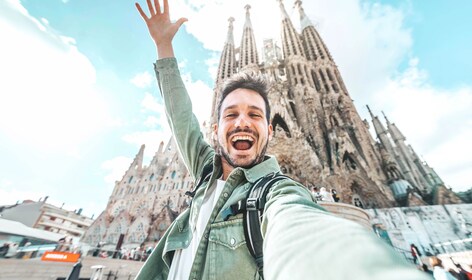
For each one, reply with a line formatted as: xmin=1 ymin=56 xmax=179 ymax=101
xmin=311 ymin=70 xmax=321 ymax=91
xmin=128 ymin=176 xmax=134 ymax=184
xmin=319 ymin=70 xmax=330 ymax=92
xmin=150 ymin=173 xmax=154 ymax=181
xmin=327 ymin=69 xmax=339 ymax=93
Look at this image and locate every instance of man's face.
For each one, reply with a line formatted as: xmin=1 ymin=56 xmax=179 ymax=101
xmin=214 ymin=88 xmax=273 ymax=169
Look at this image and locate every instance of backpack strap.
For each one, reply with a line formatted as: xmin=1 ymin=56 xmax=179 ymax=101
xmin=243 ymin=172 xmax=290 ymax=279
xmin=185 ymin=162 xmax=213 ymax=203
xmin=219 ymin=172 xmax=291 ymax=278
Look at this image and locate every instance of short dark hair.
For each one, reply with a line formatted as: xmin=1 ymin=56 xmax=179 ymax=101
xmin=217 ymin=72 xmax=271 ymax=123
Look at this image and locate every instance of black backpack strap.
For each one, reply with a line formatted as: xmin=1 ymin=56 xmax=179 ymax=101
xmin=185 ymin=162 xmax=213 ymax=202
xmin=243 ymin=172 xmax=290 ymax=279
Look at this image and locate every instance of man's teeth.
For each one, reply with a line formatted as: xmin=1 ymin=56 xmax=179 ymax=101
xmin=231 ymin=135 xmax=254 ymax=142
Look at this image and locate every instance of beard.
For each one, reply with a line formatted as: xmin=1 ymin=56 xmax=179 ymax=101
xmin=216 ymin=138 xmax=269 ymax=169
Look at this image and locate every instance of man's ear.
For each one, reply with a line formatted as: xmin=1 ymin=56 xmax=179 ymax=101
xmin=212 ymin=123 xmax=218 ymax=141
xmin=268 ymin=124 xmax=273 ymax=141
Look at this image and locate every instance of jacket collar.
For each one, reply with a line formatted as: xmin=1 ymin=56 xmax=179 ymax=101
xmin=213 ymin=154 xmax=281 ymax=184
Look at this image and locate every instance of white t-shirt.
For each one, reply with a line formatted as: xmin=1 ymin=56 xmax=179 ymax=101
xmin=167 ymin=179 xmax=226 ymax=280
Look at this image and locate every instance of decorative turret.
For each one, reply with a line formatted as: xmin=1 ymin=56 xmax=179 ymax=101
xmin=278 ymin=0 xmax=305 ymax=58
xmin=216 ymin=17 xmax=236 ymax=83
xmin=239 ymin=5 xmax=259 ymax=70
xmin=368 ymin=106 xmax=396 ymax=157
xmin=212 ymin=17 xmax=237 ymax=125
xmin=295 ymin=0 xmax=330 ymax=62
xmin=383 ymin=112 xmax=431 ymax=191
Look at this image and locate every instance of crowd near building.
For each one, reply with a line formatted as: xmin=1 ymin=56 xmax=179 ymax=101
xmin=81 ymin=0 xmax=470 ymax=264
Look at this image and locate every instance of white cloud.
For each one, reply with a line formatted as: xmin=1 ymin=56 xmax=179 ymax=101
xmin=0 ymin=188 xmax=44 ymax=206
xmin=101 ymin=156 xmax=134 ymax=185
xmin=144 ymin=116 xmax=162 ymax=128
xmin=0 ymin=0 xmax=113 ymax=156
xmin=205 ymin=55 xmax=219 ymax=82
xmin=130 ymin=71 xmax=154 ymax=89
xmin=141 ymin=92 xmax=166 ymax=113
xmin=181 ymin=73 xmax=213 ymax=125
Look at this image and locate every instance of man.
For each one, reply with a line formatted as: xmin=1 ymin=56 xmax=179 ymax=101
xmin=134 ymin=0 xmax=431 ymax=279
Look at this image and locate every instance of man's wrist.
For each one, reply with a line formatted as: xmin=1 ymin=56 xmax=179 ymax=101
xmin=156 ymin=42 xmax=175 ymax=59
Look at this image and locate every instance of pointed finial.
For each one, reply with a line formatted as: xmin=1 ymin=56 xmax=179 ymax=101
xmin=381 ymin=111 xmax=390 ymax=123
xmin=294 ymin=0 xmax=313 ymax=29
xmin=226 ymin=17 xmax=235 ymax=43
xmin=366 ymin=105 xmax=375 ymax=119
xmin=244 ymin=4 xmax=251 ymax=13
xmin=243 ymin=5 xmax=253 ymax=28
xmin=277 ymin=0 xmax=289 ymax=19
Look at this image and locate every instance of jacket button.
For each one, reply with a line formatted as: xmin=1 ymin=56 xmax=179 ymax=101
xmin=230 ymin=238 xmax=236 ymax=245
xmin=223 ymin=192 xmax=229 ymax=198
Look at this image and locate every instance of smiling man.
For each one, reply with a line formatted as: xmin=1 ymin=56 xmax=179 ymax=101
xmin=216 ymin=77 xmax=273 ymax=176
xmin=134 ymin=0 xmax=431 ymax=279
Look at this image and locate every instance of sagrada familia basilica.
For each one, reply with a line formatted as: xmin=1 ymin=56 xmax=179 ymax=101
xmin=82 ymin=1 xmax=467 ymax=253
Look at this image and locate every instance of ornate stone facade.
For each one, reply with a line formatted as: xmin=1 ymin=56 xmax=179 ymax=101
xmin=82 ymin=0 xmax=463 ymax=249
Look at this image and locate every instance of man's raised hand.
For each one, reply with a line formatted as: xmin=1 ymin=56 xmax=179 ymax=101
xmin=136 ymin=0 xmax=187 ymax=58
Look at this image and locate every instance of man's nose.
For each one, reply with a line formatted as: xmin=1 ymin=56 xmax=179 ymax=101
xmin=235 ymin=114 xmax=250 ymax=128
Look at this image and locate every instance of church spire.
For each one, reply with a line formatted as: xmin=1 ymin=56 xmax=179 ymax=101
xmin=278 ymin=0 xmax=305 ymax=57
xmin=383 ymin=112 xmax=432 ymax=191
xmin=278 ymin=0 xmax=290 ymax=19
xmin=294 ymin=0 xmax=312 ymax=30
xmin=239 ymin=5 xmax=259 ymax=69
xmin=367 ymin=106 xmax=396 ymax=157
xmin=216 ymin=17 xmax=236 ymax=83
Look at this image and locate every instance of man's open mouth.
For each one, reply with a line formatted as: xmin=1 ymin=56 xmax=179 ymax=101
xmin=231 ymin=135 xmax=255 ymax=150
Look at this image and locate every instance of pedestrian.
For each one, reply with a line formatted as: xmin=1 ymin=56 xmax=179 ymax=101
xmin=454 ymin=263 xmax=472 ymax=280
xmin=133 ymin=0 xmax=432 ymax=279
xmin=319 ymin=187 xmax=334 ymax=202
xmin=5 ymin=242 xmax=18 ymax=258
xmin=410 ymin=243 xmax=421 ymax=264
xmin=430 ymin=256 xmax=456 ymax=280
xmin=331 ymin=188 xmax=340 ymax=202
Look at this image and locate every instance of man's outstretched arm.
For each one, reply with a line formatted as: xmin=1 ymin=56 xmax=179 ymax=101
xmin=136 ymin=0 xmax=213 ymax=178
xmin=136 ymin=0 xmax=187 ymax=59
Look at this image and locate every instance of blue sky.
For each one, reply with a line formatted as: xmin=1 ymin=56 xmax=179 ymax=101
xmin=0 ymin=0 xmax=471 ymax=218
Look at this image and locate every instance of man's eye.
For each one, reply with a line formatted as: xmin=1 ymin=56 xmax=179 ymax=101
xmin=250 ymin=113 xmax=262 ymax=118
xmin=225 ymin=113 xmax=236 ymax=118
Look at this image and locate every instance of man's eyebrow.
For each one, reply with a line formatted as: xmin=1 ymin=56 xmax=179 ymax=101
xmin=222 ymin=105 xmax=264 ymax=112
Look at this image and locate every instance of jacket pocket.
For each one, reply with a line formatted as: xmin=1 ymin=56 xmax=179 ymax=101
xmin=206 ymin=217 xmax=257 ymax=280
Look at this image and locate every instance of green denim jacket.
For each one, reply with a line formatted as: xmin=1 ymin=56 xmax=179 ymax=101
xmin=135 ymin=58 xmax=431 ymax=280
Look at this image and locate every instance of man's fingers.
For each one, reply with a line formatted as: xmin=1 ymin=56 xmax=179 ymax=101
xmin=135 ymin=3 xmax=149 ymax=21
xmin=163 ymin=0 xmax=169 ymax=15
xmin=154 ymin=0 xmax=161 ymax=14
xmin=146 ymin=0 xmax=155 ymax=15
